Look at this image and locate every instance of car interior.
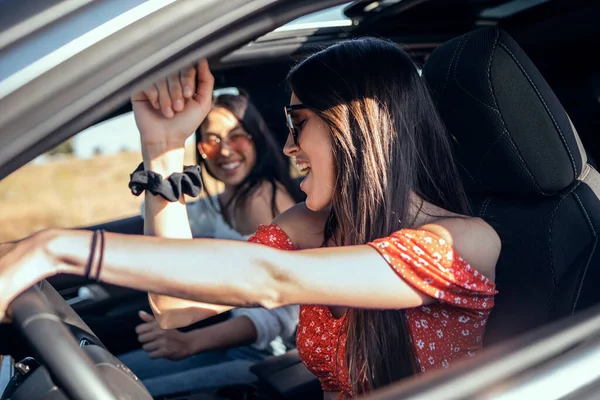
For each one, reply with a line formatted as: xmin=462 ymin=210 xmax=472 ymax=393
xmin=1 ymin=0 xmax=600 ymax=399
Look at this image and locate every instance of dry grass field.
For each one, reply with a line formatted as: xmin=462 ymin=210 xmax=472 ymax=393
xmin=0 ymin=146 xmax=223 ymax=242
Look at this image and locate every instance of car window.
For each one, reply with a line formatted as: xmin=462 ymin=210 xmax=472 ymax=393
xmin=276 ymin=2 xmax=352 ymax=32
xmin=0 ymin=112 xmax=203 ymax=242
xmin=0 ymin=0 xmax=180 ymax=97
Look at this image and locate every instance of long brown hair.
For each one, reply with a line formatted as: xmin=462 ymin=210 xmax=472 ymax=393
xmin=287 ymin=38 xmax=470 ymax=392
xmin=196 ymin=89 xmax=304 ymax=223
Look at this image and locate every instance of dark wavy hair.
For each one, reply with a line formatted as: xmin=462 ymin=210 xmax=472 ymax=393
xmin=196 ymin=89 xmax=304 ymax=221
xmin=287 ymin=37 xmax=470 ymax=393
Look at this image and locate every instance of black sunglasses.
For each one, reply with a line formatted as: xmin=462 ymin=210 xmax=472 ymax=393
xmin=284 ymin=104 xmax=309 ymax=146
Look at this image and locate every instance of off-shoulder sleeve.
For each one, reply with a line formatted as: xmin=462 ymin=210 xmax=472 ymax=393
xmin=248 ymin=224 xmax=296 ymax=251
xmin=368 ymin=229 xmax=497 ymax=311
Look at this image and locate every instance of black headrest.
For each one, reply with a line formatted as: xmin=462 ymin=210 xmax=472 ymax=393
xmin=423 ymin=27 xmax=586 ymax=197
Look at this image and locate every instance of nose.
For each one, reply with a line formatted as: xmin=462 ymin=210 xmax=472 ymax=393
xmin=283 ymin=132 xmax=299 ymax=157
xmin=220 ymin=138 xmax=232 ymax=156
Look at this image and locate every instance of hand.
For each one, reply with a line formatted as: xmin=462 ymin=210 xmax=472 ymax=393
xmin=0 ymin=232 xmax=57 ymax=323
xmin=136 ymin=311 xmax=194 ymax=360
xmin=132 ymin=59 xmax=214 ymax=149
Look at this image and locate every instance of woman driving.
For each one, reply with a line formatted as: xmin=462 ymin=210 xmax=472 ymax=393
xmin=0 ymin=37 xmax=500 ymax=399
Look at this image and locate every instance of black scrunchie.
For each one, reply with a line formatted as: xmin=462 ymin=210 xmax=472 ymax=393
xmin=128 ymin=162 xmax=203 ymax=202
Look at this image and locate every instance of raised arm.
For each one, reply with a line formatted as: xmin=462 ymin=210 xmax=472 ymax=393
xmin=132 ymin=60 xmax=233 ymax=327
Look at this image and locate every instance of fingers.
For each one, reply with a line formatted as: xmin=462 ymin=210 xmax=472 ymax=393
xmin=195 ymin=59 xmax=214 ymax=104
xmin=142 ymin=338 xmax=164 ymax=353
xmin=156 ymin=80 xmax=174 ymax=118
xmin=145 ymin=86 xmax=160 ymax=110
xmin=167 ymin=74 xmax=185 ymax=113
xmin=131 ymin=83 xmax=159 ymax=108
xmin=143 ymin=338 xmax=170 ymax=359
xmin=136 ymin=312 xmax=163 ymax=343
xmin=154 ymin=64 xmax=198 ymax=117
xmin=138 ymin=310 xmax=155 ymax=322
xmin=132 ymin=61 xmax=210 ymax=119
xmin=135 ymin=321 xmax=157 ymax=335
xmin=147 ymin=348 xmax=167 ymax=359
xmin=180 ymin=66 xmax=197 ymax=99
xmin=138 ymin=330 xmax=161 ymax=344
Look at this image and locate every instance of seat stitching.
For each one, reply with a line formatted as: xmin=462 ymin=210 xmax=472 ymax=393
xmin=453 ymin=58 xmax=500 ymax=111
xmin=571 ymin=238 xmax=598 ymax=314
xmin=571 ymin=192 xmax=597 ymax=314
xmin=478 ymin=128 xmax=508 ymax=163
xmin=477 ymin=30 xmax=506 ymax=164
xmin=458 ymin=162 xmax=477 ymax=185
xmin=448 ymin=30 xmax=546 ymax=196
xmin=480 ymin=197 xmax=492 ymax=218
xmin=573 ymin=193 xmax=596 ymax=233
xmin=547 ymin=181 xmax=581 ymax=318
xmin=477 ymin=125 xmax=548 ymax=196
xmin=451 ymin=30 xmax=499 ymax=111
xmin=474 ymin=34 xmax=547 ymax=197
xmin=498 ymin=42 xmax=577 ymax=177
xmin=486 ymin=29 xmax=500 ymax=109
xmin=440 ymin=35 xmax=465 ymax=99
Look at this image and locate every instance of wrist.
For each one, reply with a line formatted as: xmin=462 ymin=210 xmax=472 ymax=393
xmin=185 ymin=329 xmax=208 ymax=355
xmin=142 ymin=146 xmax=185 ymax=175
xmin=40 ymin=228 xmax=86 ymax=277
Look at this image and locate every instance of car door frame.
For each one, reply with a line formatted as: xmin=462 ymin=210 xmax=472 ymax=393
xmin=2 ymin=0 xmax=600 ymax=398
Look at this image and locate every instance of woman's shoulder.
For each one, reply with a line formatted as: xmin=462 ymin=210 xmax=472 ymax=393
xmin=249 ymin=181 xmax=296 ymax=213
xmin=419 ymin=216 xmax=500 ymax=282
xmin=271 ymin=202 xmax=330 ymax=250
xmin=238 ymin=181 xmax=297 ymax=234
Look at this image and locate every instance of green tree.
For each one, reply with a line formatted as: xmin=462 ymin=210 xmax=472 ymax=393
xmin=47 ymin=139 xmax=74 ymax=157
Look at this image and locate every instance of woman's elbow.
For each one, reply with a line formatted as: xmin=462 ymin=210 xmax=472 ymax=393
xmin=148 ymin=293 xmax=234 ymax=329
xmin=148 ymin=294 xmax=190 ymax=329
xmin=256 ymin=256 xmax=296 ymax=310
xmin=152 ymin=305 xmax=197 ymax=330
xmin=153 ymin=311 xmax=175 ymax=330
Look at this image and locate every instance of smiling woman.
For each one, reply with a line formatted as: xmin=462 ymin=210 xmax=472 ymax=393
xmin=2 ymin=0 xmax=600 ymax=399
xmin=0 ymin=39 xmax=501 ymax=400
xmin=195 ymin=89 xmax=304 ymax=235
xmin=113 ymin=89 xmax=305 ymax=398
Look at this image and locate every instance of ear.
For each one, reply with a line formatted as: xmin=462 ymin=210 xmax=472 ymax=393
xmin=197 ymin=142 xmax=207 ymax=159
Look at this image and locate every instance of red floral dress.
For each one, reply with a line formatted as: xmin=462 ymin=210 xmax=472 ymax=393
xmin=249 ymin=224 xmax=497 ymax=398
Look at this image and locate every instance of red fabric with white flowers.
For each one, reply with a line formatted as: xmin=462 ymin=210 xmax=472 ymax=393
xmin=249 ymin=224 xmax=497 ymax=398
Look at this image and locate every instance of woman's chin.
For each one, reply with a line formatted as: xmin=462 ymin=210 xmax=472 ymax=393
xmin=215 ymin=169 xmax=248 ymax=187
xmin=305 ymin=195 xmax=328 ymax=212
xmin=222 ymin=176 xmax=244 ymax=187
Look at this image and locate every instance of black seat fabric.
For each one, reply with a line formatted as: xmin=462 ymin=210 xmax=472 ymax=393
xmin=423 ymin=27 xmax=600 ymax=346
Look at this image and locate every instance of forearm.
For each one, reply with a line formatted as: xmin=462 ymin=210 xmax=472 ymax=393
xmin=142 ymin=146 xmax=233 ymax=322
xmin=148 ymin=295 xmax=233 ymax=329
xmin=37 ymin=225 xmax=433 ymax=330
xmin=187 ymin=316 xmax=258 ymax=354
xmin=48 ymin=230 xmax=287 ymax=327
xmin=142 ymin=146 xmax=190 ymax=239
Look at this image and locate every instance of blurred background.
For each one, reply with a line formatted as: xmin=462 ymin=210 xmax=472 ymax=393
xmin=0 ymin=112 xmax=209 ymax=242
xmin=0 ymin=3 xmax=348 ymax=242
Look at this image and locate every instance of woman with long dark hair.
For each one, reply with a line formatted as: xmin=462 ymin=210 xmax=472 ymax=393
xmin=118 ymin=89 xmax=303 ymax=397
xmin=0 ymin=38 xmax=500 ymax=399
xmin=194 ymin=89 xmax=303 ymax=237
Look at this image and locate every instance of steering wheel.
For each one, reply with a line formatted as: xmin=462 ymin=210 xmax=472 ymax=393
xmin=7 ymin=280 xmax=152 ymax=400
